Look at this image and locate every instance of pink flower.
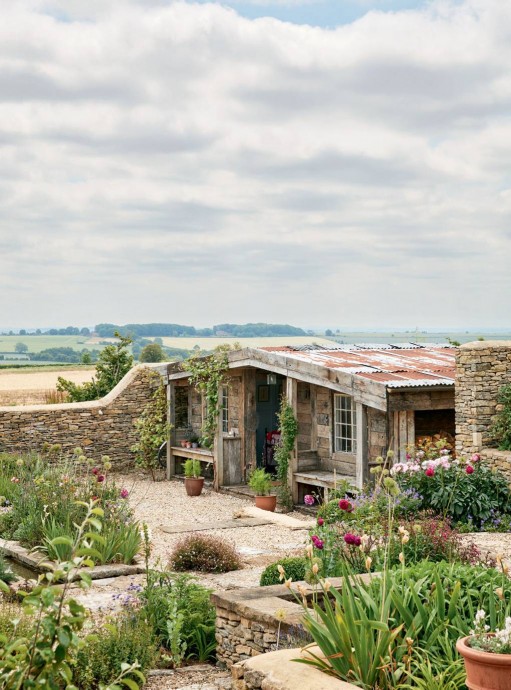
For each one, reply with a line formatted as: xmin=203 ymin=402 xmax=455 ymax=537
xmin=120 ymin=488 xmax=129 ymax=499
xmin=471 ymin=453 xmax=480 ymax=463
xmin=406 ymin=453 xmax=412 ymax=460
xmin=304 ymin=494 xmax=315 ymax=506
xmin=466 ymin=465 xmax=474 ymax=475
xmin=97 ymin=474 xmax=105 ymax=483
xmin=425 ymin=467 xmax=435 ymax=477
xmin=317 ymin=517 xmax=324 ymax=527
xmin=91 ymin=467 xmax=99 ymax=476
xmin=311 ymin=535 xmax=324 ymax=550
xmin=338 ymin=499 xmax=353 ymax=512
xmin=344 ymin=533 xmax=362 ymax=546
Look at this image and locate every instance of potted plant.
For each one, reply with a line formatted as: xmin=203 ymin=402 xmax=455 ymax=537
xmin=249 ymin=468 xmax=276 ymax=512
xmin=457 ymin=610 xmax=511 ymax=689
xmin=190 ymin=432 xmax=200 ymax=449
xmin=184 ymin=458 xmax=204 ymax=497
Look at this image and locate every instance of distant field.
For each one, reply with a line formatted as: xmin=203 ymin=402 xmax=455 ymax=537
xmin=331 ymin=332 xmax=511 ymax=345
xmin=0 ymin=366 xmax=95 ymax=406
xmin=159 ymin=336 xmax=337 ymax=350
xmin=0 ymin=335 xmax=104 ymax=353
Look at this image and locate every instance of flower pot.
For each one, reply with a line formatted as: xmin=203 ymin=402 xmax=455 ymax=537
xmin=185 ymin=477 xmax=204 ymax=497
xmin=186 ymin=441 xmax=192 ymax=449
xmin=456 ymin=637 xmax=511 ymax=690
xmin=180 ymin=440 xmax=187 ymax=448
xmin=255 ymin=495 xmax=277 ymax=512
xmin=192 ymin=442 xmax=198 ymax=448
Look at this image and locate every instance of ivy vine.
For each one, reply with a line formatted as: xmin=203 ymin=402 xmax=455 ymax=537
xmin=185 ymin=345 xmax=231 ymax=450
xmin=274 ymin=397 xmax=298 ymax=511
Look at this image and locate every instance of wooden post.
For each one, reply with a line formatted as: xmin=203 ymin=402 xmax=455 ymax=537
xmin=286 ymin=377 xmax=299 ymax=504
xmin=167 ymin=380 xmax=176 ymax=480
xmin=243 ymin=369 xmax=257 ymax=480
xmin=214 ymin=385 xmax=224 ymax=491
xmin=356 ymin=402 xmax=368 ymax=489
xmin=310 ymin=384 xmax=317 ymax=452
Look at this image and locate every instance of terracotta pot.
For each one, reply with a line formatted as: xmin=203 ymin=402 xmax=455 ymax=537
xmin=255 ymin=495 xmax=277 ymax=512
xmin=184 ymin=477 xmax=204 ymax=497
xmin=186 ymin=441 xmax=192 ymax=449
xmin=456 ymin=637 xmax=511 ymax=690
xmin=180 ymin=440 xmax=187 ymax=448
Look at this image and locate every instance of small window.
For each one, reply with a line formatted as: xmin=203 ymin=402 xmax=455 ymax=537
xmin=221 ymin=386 xmax=229 ymax=433
xmin=175 ymin=387 xmax=189 ymax=429
xmin=334 ymin=394 xmax=357 ymax=453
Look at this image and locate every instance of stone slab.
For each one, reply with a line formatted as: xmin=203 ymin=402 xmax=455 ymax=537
xmin=239 ymin=506 xmax=315 ymax=530
xmin=161 ymin=517 xmax=271 ymax=534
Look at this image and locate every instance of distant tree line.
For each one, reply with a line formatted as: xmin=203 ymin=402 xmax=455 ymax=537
xmin=95 ymin=322 xmax=306 ymax=338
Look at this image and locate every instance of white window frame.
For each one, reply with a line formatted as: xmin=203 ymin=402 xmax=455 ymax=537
xmin=334 ymin=394 xmax=357 ymax=454
xmin=221 ymin=385 xmax=229 ymax=434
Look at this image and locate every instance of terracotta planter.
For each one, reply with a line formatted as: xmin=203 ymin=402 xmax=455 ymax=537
xmin=255 ymin=495 xmax=277 ymax=512
xmin=456 ymin=637 xmax=511 ymax=690
xmin=180 ymin=440 xmax=187 ymax=448
xmin=185 ymin=477 xmax=204 ymax=497
xmin=186 ymin=441 xmax=192 ymax=449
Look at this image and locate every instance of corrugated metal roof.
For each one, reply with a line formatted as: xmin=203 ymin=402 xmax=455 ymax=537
xmin=258 ymin=344 xmax=455 ymax=389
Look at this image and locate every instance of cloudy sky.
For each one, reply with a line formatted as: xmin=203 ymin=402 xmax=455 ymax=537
xmin=1 ymin=0 xmax=510 ymax=331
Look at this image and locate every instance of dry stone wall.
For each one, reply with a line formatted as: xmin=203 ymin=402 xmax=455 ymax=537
xmin=0 ymin=364 xmax=165 ymax=467
xmin=456 ymin=341 xmax=511 ymax=456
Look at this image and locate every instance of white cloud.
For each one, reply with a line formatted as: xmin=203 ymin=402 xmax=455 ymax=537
xmin=0 ymin=0 xmax=510 ymax=329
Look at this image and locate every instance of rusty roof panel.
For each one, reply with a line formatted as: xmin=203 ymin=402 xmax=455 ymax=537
xmin=258 ymin=344 xmax=455 ymax=389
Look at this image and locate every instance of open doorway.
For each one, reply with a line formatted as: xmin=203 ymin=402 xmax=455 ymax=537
xmin=255 ymin=372 xmax=285 ymax=469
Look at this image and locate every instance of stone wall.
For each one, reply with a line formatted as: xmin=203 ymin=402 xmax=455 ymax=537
xmin=0 ymin=364 xmax=165 ymax=467
xmin=211 ymin=584 xmax=304 ymax=669
xmin=481 ymin=449 xmax=511 ymax=482
xmin=456 ymin=341 xmax=511 ymax=455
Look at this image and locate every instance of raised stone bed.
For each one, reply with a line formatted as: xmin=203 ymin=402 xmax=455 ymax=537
xmin=0 ymin=538 xmax=145 ymax=581
xmin=231 ymin=647 xmax=358 ymax=690
xmin=211 ymin=574 xmax=372 ymax=669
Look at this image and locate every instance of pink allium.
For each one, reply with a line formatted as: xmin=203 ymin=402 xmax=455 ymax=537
xmin=471 ymin=453 xmax=481 ymax=463
xmin=120 ymin=488 xmax=129 ymax=498
xmin=97 ymin=474 xmax=105 ymax=483
xmin=344 ymin=533 xmax=362 ymax=546
xmin=338 ymin=499 xmax=353 ymax=512
xmin=466 ymin=465 xmax=474 ymax=475
xmin=317 ymin=517 xmax=324 ymax=527
xmin=304 ymin=494 xmax=315 ymax=506
xmin=425 ymin=467 xmax=435 ymax=477
xmin=406 ymin=453 xmax=412 ymax=460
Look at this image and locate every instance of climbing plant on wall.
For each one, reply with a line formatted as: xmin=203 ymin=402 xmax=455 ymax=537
xmin=274 ymin=397 xmax=298 ymax=511
xmin=185 ymin=345 xmax=231 ymax=450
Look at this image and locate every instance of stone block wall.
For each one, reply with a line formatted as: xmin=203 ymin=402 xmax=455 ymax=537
xmin=456 ymin=341 xmax=511 ymax=455
xmin=0 ymin=364 xmax=165 ymax=467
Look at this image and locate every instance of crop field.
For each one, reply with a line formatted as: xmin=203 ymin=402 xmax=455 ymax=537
xmin=159 ymin=335 xmax=337 ymax=350
xmin=0 ymin=335 xmax=105 ymax=353
xmin=0 ymin=366 xmax=95 ymax=406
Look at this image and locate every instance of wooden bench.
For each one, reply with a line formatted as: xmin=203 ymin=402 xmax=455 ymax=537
xmin=167 ymin=446 xmax=214 ymax=479
xmin=294 ymin=470 xmax=356 ymax=502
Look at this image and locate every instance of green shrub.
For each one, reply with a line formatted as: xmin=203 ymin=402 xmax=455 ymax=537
xmin=260 ymin=557 xmax=307 ymax=586
xmin=142 ymin=571 xmax=216 ymax=665
xmin=0 ymin=601 xmax=32 ymax=639
xmin=72 ymin=609 xmax=158 ymax=689
xmin=0 ymin=553 xmax=15 ymax=584
xmin=169 ymin=534 xmax=241 ymax=573
xmin=489 ymin=384 xmax=511 ymax=450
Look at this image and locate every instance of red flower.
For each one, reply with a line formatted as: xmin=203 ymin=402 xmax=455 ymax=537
xmin=338 ymin=499 xmax=353 ymax=512
xmin=97 ymin=474 xmax=105 ymax=483
xmin=466 ymin=465 xmax=474 ymax=474
xmin=425 ymin=467 xmax=435 ymax=477
xmin=91 ymin=467 xmax=99 ymax=476
xmin=317 ymin=517 xmax=324 ymax=527
xmin=344 ymin=533 xmax=362 ymax=546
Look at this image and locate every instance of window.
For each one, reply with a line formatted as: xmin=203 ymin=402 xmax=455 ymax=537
xmin=175 ymin=387 xmax=189 ymax=429
xmin=221 ymin=386 xmax=229 ymax=433
xmin=334 ymin=394 xmax=357 ymax=453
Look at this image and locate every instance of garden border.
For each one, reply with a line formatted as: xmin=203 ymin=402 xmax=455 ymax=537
xmin=0 ymin=538 xmax=145 ymax=581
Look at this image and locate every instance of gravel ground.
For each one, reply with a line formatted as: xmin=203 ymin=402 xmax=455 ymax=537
xmin=74 ymin=473 xmax=310 ymax=610
xmin=145 ymin=667 xmax=230 ymax=690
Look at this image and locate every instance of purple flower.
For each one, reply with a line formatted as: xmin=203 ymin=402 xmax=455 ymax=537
xmin=120 ymin=488 xmax=129 ymax=499
xmin=304 ymin=494 xmax=315 ymax=506
xmin=344 ymin=533 xmax=362 ymax=547
xmin=97 ymin=474 xmax=105 ymax=483
xmin=311 ymin=535 xmax=324 ymax=550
